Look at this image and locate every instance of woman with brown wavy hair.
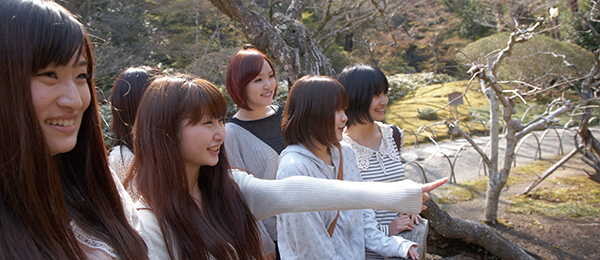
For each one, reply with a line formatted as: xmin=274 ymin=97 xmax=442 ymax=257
xmin=109 ymin=66 xmax=163 ymax=200
xmin=0 ymin=0 xmax=147 ymax=259
xmin=128 ymin=74 xmax=446 ymax=260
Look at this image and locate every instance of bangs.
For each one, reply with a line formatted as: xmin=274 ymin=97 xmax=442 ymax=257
xmin=373 ymin=79 xmax=389 ymax=95
xmin=238 ymin=52 xmax=265 ymax=81
xmin=30 ymin=2 xmax=87 ymax=72
xmin=335 ymin=85 xmax=349 ymax=111
xmin=180 ymin=79 xmax=228 ymax=125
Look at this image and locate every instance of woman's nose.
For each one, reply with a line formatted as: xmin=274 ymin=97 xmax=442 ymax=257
xmin=214 ymin=124 xmax=226 ymax=141
xmin=57 ymin=80 xmax=84 ymax=110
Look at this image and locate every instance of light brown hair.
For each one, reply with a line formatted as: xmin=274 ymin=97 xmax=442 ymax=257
xmin=128 ymin=75 xmax=263 ymax=260
xmin=281 ymin=75 xmax=348 ymax=150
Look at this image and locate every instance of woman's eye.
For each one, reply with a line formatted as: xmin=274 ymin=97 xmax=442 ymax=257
xmin=254 ymin=78 xmax=262 ymax=83
xmin=38 ymin=71 xmax=57 ymax=78
xmin=77 ymin=73 xmax=90 ymax=79
xmin=269 ymin=74 xmax=274 ymax=78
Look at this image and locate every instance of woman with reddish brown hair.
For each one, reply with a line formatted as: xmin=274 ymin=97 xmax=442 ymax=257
xmin=224 ymin=45 xmax=283 ymax=257
xmin=128 ymin=74 xmax=445 ymax=260
xmin=0 ymin=0 xmax=147 ymax=259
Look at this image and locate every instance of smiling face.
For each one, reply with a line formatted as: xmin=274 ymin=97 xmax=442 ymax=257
xmin=245 ymin=60 xmax=277 ymax=110
xmin=30 ymin=55 xmax=91 ymax=155
xmin=369 ymin=92 xmax=389 ymax=122
xmin=178 ymin=115 xmax=226 ymax=173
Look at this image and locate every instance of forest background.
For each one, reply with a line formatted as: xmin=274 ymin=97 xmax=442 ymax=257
xmin=57 ymin=0 xmax=596 ymax=114
xmin=54 ymin=0 xmax=600 ymax=258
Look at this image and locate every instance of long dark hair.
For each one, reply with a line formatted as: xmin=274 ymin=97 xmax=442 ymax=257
xmin=111 ymin=66 xmax=163 ymax=151
xmin=128 ymin=75 xmax=263 ymax=260
xmin=0 ymin=0 xmax=147 ymax=259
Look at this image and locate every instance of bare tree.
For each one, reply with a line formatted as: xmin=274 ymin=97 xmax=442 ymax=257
xmin=450 ymin=7 xmax=600 ymax=224
xmin=571 ymin=1 xmax=600 ymax=181
xmin=206 ymin=0 xmax=425 ymax=81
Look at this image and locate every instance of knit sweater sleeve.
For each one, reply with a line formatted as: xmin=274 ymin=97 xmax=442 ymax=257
xmin=229 ymin=169 xmax=423 ymax=220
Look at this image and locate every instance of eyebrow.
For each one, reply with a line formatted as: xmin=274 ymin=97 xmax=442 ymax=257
xmin=77 ymin=60 xmax=89 ymax=67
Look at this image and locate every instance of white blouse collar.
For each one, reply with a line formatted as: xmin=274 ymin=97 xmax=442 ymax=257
xmin=343 ymin=122 xmax=401 ymax=172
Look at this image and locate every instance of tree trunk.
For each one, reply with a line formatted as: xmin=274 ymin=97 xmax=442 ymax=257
xmin=207 ymin=0 xmax=333 ymax=82
xmin=495 ymin=2 xmax=504 ymax=32
xmin=569 ymin=0 xmax=578 ymax=13
xmin=551 ymin=18 xmax=560 ymax=40
xmin=344 ymin=33 xmax=353 ymax=52
xmin=421 ymin=200 xmax=537 ymax=260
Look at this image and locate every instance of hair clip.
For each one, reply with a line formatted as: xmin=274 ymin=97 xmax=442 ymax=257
xmin=243 ymin=44 xmax=255 ymax=50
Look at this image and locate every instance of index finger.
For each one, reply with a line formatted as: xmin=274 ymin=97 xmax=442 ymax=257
xmin=421 ymin=177 xmax=448 ymax=193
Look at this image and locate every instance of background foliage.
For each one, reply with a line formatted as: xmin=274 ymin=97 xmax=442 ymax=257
xmin=58 ymin=0 xmax=598 ymax=147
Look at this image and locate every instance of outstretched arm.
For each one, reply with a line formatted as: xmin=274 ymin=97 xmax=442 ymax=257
xmin=231 ymin=169 xmax=448 ymax=220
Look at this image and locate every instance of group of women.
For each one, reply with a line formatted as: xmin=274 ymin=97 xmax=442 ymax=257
xmin=0 ymin=0 xmax=446 ymax=260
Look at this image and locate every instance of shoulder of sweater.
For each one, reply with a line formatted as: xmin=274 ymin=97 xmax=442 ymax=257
xmin=225 ymin=121 xmax=245 ymax=133
xmin=279 ymin=145 xmax=315 ymax=164
xmin=228 ymin=169 xmax=253 ymax=184
xmin=108 ymin=145 xmax=133 ymax=158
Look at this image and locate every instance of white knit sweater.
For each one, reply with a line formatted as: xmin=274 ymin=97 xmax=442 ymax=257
xmin=137 ymin=169 xmax=423 ymax=260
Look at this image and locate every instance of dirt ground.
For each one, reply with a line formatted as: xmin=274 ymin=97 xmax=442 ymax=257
xmin=427 ymin=156 xmax=600 ymax=260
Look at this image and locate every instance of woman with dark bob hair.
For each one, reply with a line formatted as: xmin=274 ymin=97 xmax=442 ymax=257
xmin=339 ymin=64 xmax=423 ymax=260
xmin=277 ymin=76 xmax=430 ymax=259
xmin=0 ymin=0 xmax=147 ymax=259
xmin=109 ymin=66 xmax=163 ymax=199
xmin=224 ymin=45 xmax=283 ymax=257
xmin=128 ymin=74 xmax=446 ymax=260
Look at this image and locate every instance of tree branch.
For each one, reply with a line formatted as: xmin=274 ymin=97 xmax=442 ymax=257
xmin=515 ymin=101 xmax=574 ymax=140
xmin=445 ymin=121 xmax=491 ymax=165
xmin=421 ymin=200 xmax=537 ymax=260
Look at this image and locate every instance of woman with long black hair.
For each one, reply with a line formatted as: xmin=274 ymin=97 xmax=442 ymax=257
xmin=0 ymin=1 xmax=147 ymax=259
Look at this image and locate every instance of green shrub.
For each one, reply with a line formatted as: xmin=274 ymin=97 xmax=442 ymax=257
xmin=417 ymin=107 xmax=439 ymax=121
xmin=565 ymin=8 xmax=600 ymax=52
xmin=456 ymin=32 xmax=595 ymax=99
xmin=387 ymin=72 xmax=456 ymax=103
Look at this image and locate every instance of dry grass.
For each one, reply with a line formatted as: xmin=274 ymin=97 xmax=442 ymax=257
xmin=386 ymin=80 xmax=489 ymax=145
xmin=508 ymin=175 xmax=600 ymax=218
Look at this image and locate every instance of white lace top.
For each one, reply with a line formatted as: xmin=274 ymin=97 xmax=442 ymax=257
xmin=343 ymin=122 xmax=402 ymax=175
xmin=70 ymin=168 xmax=143 ymax=259
xmin=108 ymin=145 xmax=139 ymax=201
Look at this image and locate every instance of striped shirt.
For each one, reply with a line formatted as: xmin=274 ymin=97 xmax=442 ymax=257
xmin=343 ymin=122 xmax=411 ymax=260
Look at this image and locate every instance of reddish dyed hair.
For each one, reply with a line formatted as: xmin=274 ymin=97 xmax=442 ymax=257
xmin=128 ymin=75 xmax=263 ymax=260
xmin=281 ymin=76 xmax=349 ymax=151
xmin=226 ymin=45 xmax=278 ymax=110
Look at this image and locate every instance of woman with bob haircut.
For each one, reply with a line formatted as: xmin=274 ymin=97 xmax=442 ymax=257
xmin=0 ymin=0 xmax=147 ymax=259
xmin=224 ymin=45 xmax=283 ymax=257
xmin=339 ymin=64 xmax=422 ymax=260
xmin=109 ymin=66 xmax=163 ymax=199
xmin=128 ymin=74 xmax=446 ymax=260
xmin=277 ymin=75 xmax=427 ymax=260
